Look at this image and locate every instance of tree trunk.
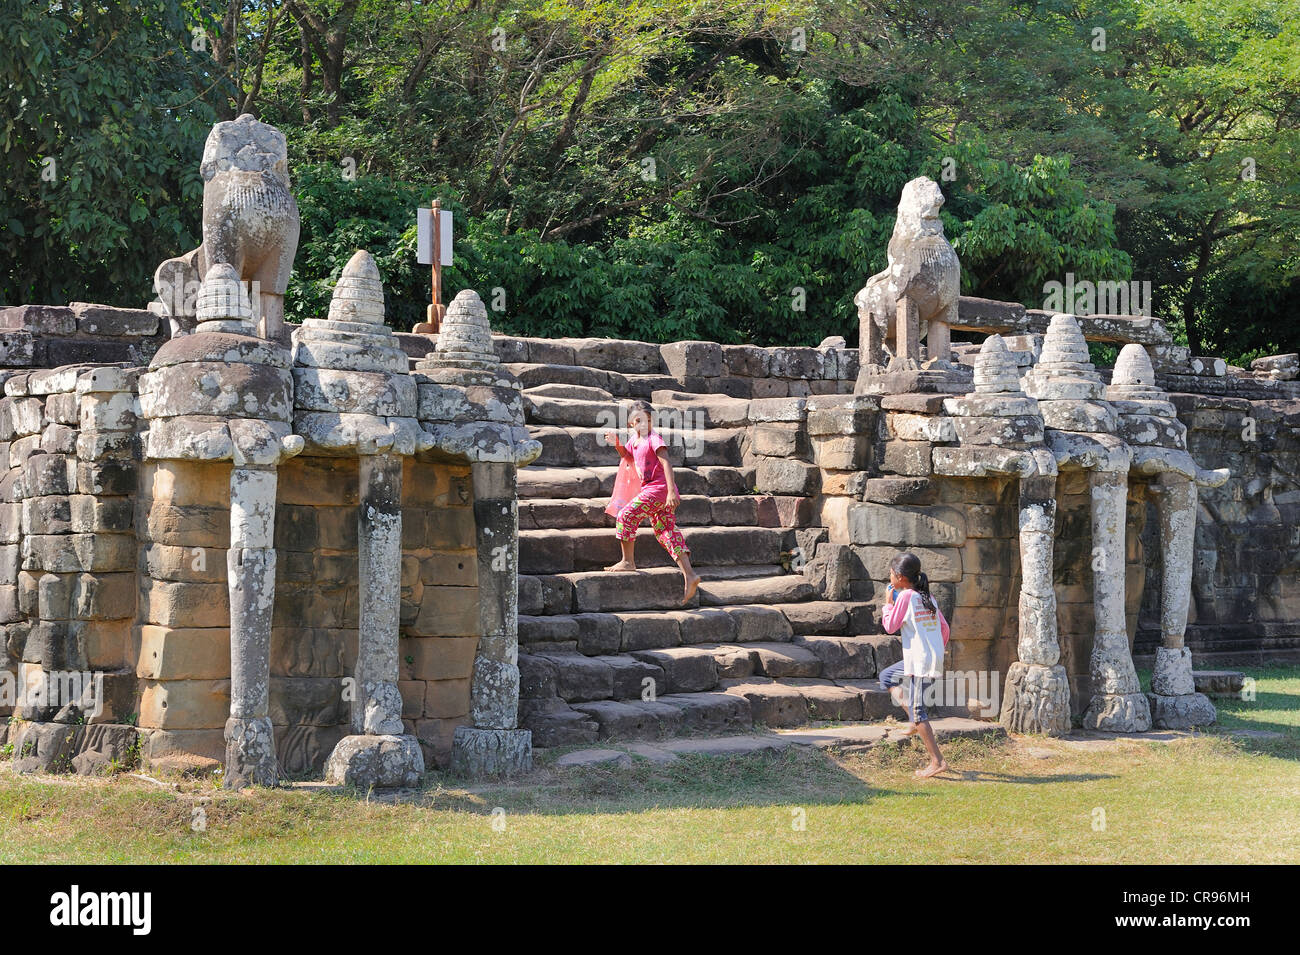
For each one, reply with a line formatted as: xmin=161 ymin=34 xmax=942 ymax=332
xmin=1182 ymin=210 xmax=1222 ymax=356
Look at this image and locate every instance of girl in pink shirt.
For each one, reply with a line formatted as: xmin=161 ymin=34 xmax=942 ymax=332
xmin=880 ymin=551 xmax=950 ymax=778
xmin=603 ymin=400 xmax=701 ymax=604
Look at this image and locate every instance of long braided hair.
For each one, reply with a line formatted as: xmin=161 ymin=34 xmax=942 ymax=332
xmin=890 ymin=552 xmax=936 ymax=613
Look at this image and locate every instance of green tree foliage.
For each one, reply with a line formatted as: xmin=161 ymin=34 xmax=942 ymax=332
xmin=3 ymin=0 xmax=1297 ymax=364
xmin=0 ymin=0 xmax=218 ymax=304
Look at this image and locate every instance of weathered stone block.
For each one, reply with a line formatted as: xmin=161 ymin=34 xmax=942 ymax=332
xmin=755 ymin=458 xmax=818 ymax=495
xmin=661 ymin=341 xmax=724 ymax=378
xmin=138 ymin=678 xmax=231 ymax=730
xmin=848 ymin=502 xmax=967 ymax=547
xmin=400 ymin=635 xmax=479 ymax=681
xmin=136 ymin=626 xmax=230 ymax=680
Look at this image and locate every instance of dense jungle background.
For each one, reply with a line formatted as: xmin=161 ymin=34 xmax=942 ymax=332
xmin=2 ymin=0 xmax=1298 ymax=363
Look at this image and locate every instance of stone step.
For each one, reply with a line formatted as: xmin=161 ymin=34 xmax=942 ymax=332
xmin=543 ymin=719 xmax=1009 ymax=761
xmin=519 ymin=599 xmax=801 ymax=651
xmin=524 ymin=382 xmax=615 ymax=402
xmin=718 ymin=677 xmax=899 ymax=726
xmin=528 ymin=424 xmax=746 ymax=468
xmin=517 ymin=464 xmax=755 ymax=500
xmin=520 ymin=674 xmax=904 ymax=741
xmin=520 ymin=563 xmax=783 ymax=616
xmin=648 ymin=390 xmax=752 ymax=427
xmin=507 ymin=363 xmax=692 ymax=400
xmin=506 ymin=362 xmax=620 ymax=393
xmin=574 ymin=568 xmax=803 ymax=614
xmin=518 ymin=525 xmax=792 ymax=574
xmin=517 ymin=493 xmax=817 ymax=530
xmin=524 ymin=392 xmax=753 ymax=429
xmin=1192 ymin=669 xmax=1246 ymax=697
xmin=695 ymin=636 xmax=889 ymax=681
xmin=697 ymin=575 xmax=816 ymax=606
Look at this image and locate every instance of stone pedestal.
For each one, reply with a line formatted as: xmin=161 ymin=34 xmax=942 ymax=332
xmin=325 ymin=734 xmax=423 ymax=789
xmin=450 ymin=726 xmax=533 ymax=776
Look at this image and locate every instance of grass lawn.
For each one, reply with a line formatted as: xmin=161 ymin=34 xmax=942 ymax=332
xmin=1 ymin=666 xmax=1296 ymax=864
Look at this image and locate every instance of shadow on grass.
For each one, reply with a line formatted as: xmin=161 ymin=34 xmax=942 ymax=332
xmin=309 ymin=733 xmax=1118 ymax=816
xmin=315 ymin=745 xmax=899 ymax=816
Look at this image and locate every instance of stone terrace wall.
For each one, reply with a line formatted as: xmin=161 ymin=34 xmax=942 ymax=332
xmin=133 ymin=451 xmax=482 ymax=774
xmin=0 ymin=364 xmax=140 ymax=773
xmin=0 ymin=304 xmax=166 ymax=369
xmin=1136 ymin=393 xmax=1300 ymax=665
xmin=0 ymin=366 xmax=486 ymax=774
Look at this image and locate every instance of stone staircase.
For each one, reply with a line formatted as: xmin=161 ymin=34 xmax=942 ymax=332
xmin=510 ymin=361 xmax=903 ymax=748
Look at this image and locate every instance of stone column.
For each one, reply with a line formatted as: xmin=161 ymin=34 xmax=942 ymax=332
xmin=449 ymin=461 xmax=532 ymax=773
xmin=937 ymin=334 xmax=1071 ymax=733
xmin=858 ymin=304 xmax=886 ymax=369
xmin=225 ymin=465 xmax=279 ymax=787
xmin=353 ymin=452 xmax=405 ymax=736
xmin=414 ymin=289 xmax=542 ymax=776
xmin=303 ymin=249 xmax=427 ymax=788
xmin=1082 ymin=468 xmax=1151 ymax=731
xmin=1107 ymin=343 xmax=1225 ymax=729
xmin=139 ymin=263 xmax=301 ymax=783
xmin=1001 ymin=474 xmax=1071 ymax=734
xmin=927 ymin=313 xmax=952 ymax=365
xmin=1147 ymin=473 xmax=1216 ymax=726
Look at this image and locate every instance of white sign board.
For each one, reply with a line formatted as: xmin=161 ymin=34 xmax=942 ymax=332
xmin=417 ymin=208 xmax=453 ymax=266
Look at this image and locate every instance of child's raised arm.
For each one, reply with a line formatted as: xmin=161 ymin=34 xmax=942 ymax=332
xmin=881 ymin=589 xmax=911 ymax=634
xmin=603 ymin=430 xmax=633 ymax=460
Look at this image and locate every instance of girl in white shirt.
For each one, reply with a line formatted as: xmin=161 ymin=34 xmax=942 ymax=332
xmin=879 ymin=552 xmax=950 ymax=778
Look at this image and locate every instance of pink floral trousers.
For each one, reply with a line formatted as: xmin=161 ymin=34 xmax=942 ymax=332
xmin=614 ymin=491 xmax=690 ymax=561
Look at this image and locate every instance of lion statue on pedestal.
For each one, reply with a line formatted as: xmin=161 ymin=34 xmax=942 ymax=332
xmin=854 ymin=176 xmax=960 ymax=372
xmin=152 ymin=113 xmax=300 ymax=342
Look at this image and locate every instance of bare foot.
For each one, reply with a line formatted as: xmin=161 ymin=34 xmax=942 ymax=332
xmin=898 ymin=722 xmax=918 ymax=737
xmin=915 ymin=761 xmax=948 ymax=779
xmin=681 ymin=573 xmax=701 ymax=605
xmin=604 ymin=560 xmax=637 ymax=573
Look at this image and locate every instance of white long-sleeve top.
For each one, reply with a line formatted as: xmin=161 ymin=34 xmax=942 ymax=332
xmin=882 ymin=589 xmax=950 ymax=678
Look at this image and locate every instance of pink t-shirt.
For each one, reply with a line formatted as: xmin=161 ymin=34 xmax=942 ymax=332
xmin=625 ymin=430 xmax=668 ymax=502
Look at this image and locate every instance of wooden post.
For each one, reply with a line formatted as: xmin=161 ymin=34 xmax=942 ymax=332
xmin=413 ymin=198 xmax=447 ymax=335
xmin=429 ymin=198 xmax=443 ymax=333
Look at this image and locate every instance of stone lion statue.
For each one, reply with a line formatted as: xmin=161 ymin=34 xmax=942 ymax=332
xmin=152 ymin=113 xmax=300 ymax=341
xmin=854 ymin=176 xmax=959 ymax=370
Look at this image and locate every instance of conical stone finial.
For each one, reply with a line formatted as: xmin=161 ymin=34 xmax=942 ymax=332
xmin=1106 ymin=342 xmax=1176 ymax=416
xmin=1038 ymin=313 xmax=1093 ymax=367
xmin=973 ymin=334 xmax=1023 ymax=394
xmin=423 ymin=289 xmax=499 ymax=370
xmin=328 ymin=250 xmax=385 ymax=325
xmin=1109 ymin=343 xmax=1159 ymax=393
xmin=195 ymin=263 xmax=257 ymax=335
xmin=292 ymin=249 xmax=407 ymax=375
xmin=1024 ymin=313 xmax=1103 ymax=400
